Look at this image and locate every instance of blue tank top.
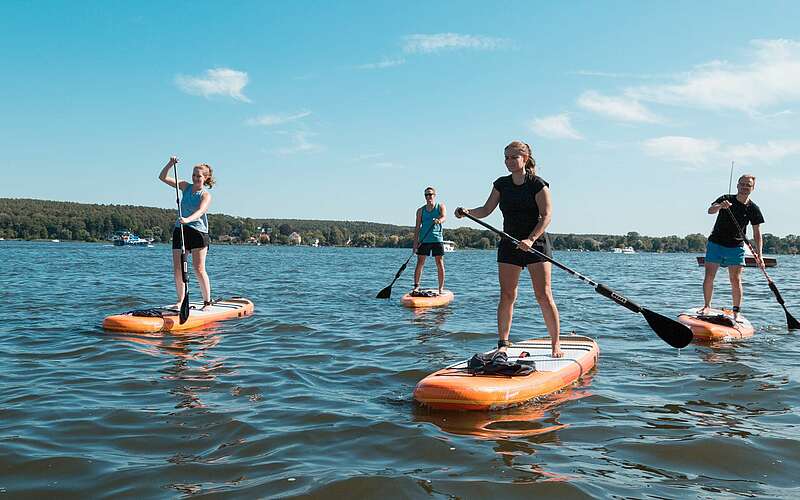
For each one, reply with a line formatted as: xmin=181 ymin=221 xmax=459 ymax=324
xmin=176 ymin=184 xmax=209 ymax=233
xmin=420 ymin=203 xmax=443 ymax=243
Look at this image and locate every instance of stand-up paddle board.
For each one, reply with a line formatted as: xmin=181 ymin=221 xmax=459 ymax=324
xmin=401 ymin=289 xmax=454 ymax=308
xmin=677 ymin=307 xmax=754 ymax=341
xmin=414 ymin=335 xmax=599 ymax=411
xmin=103 ymin=297 xmax=254 ymax=333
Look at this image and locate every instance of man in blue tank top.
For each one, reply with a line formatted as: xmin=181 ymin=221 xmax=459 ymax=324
xmin=413 ymin=187 xmax=446 ymax=295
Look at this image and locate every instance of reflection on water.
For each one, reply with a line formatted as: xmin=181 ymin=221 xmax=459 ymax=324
xmin=108 ymin=329 xmax=224 ymax=410
xmin=414 ymin=374 xmax=593 ymax=440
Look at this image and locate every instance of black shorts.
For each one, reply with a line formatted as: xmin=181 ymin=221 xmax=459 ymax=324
xmin=172 ymin=226 xmax=210 ymax=251
xmin=497 ymin=235 xmax=552 ymax=268
xmin=417 ymin=242 xmax=445 ymax=256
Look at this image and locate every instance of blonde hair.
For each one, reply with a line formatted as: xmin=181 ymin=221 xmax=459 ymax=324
xmin=195 ymin=163 xmax=215 ymax=188
xmin=505 ymin=140 xmax=536 ymax=178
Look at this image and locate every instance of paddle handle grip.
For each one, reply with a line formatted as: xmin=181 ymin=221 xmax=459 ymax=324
xmin=180 ymin=252 xmax=188 ymax=283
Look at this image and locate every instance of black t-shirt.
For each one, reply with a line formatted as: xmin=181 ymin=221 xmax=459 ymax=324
xmin=493 ymin=174 xmax=549 ymax=240
xmin=708 ymin=194 xmax=764 ymax=247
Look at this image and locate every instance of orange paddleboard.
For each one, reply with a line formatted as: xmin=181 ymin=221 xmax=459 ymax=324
xmin=401 ymin=289 xmax=454 ymax=308
xmin=414 ymin=335 xmax=599 ymax=411
xmin=103 ymin=297 xmax=254 ymax=333
xmin=677 ymin=307 xmax=754 ymax=341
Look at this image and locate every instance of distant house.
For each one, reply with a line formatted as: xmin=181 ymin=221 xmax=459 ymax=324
xmin=289 ymin=232 xmax=302 ymax=245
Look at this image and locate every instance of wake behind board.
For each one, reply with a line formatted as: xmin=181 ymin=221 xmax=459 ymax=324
xmin=414 ymin=335 xmax=599 ymax=411
xmin=103 ymin=297 xmax=254 ymax=333
xmin=401 ymin=289 xmax=454 ymax=309
xmin=677 ymin=307 xmax=754 ymax=341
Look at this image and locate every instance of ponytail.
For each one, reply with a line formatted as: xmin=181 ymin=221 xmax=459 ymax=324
xmin=197 ymin=163 xmax=216 ymax=188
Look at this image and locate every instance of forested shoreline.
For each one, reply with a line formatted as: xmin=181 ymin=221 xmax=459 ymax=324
xmin=2 ymin=198 xmax=798 ymax=254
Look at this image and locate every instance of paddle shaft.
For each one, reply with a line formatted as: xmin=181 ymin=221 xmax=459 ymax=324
xmin=723 ymin=162 xmax=770 ymax=281
xmin=722 ymin=206 xmax=793 ymax=306
xmin=173 ymin=164 xmax=189 ymax=287
xmin=376 ymin=216 xmax=441 ymax=298
xmin=462 ymin=213 xmax=643 ymax=314
xmin=391 ymin=220 xmax=438 ymax=284
xmin=719 ymin=168 xmax=798 ymax=328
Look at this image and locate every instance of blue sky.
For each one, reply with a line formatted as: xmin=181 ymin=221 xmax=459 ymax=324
xmin=2 ymin=1 xmax=799 ymax=236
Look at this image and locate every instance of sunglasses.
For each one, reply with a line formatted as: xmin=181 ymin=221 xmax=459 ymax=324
xmin=424 ymin=192 xmax=435 ymax=196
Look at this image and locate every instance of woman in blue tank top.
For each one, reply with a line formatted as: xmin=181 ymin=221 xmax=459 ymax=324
xmin=455 ymin=141 xmax=562 ymax=358
xmin=158 ymin=156 xmax=215 ymax=309
xmin=412 ymin=187 xmax=447 ymax=295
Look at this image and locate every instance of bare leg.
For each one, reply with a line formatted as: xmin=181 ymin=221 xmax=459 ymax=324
xmin=192 ymin=247 xmax=211 ymax=304
xmin=413 ymin=254 xmax=426 ymax=290
xmin=497 ymin=263 xmax=522 ymax=352
xmin=701 ymin=262 xmax=720 ymax=313
xmin=434 ymin=255 xmax=445 ymax=294
xmin=728 ymin=265 xmax=743 ymax=318
xmin=529 ymin=261 xmax=562 ymax=358
xmin=172 ymin=248 xmax=187 ymax=308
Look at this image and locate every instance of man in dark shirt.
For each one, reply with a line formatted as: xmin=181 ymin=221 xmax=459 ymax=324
xmin=701 ymin=174 xmax=765 ymax=319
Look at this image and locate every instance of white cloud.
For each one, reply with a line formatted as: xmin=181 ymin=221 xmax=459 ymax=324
xmin=726 ymin=140 xmax=800 ymax=163
xmin=573 ymin=70 xmax=671 ymax=80
xmin=357 ymin=58 xmax=406 ymax=69
xmin=355 ymin=153 xmax=385 ymax=161
xmin=403 ymin=33 xmax=509 ymax=53
xmin=528 ymin=114 xmax=583 ymax=140
xmin=627 ymin=39 xmax=800 ymax=114
xmin=642 ymin=136 xmax=720 ymax=165
xmin=578 ymin=91 xmax=661 ymax=123
xmin=246 ymin=111 xmax=311 ymax=127
xmin=276 ymin=131 xmax=322 ymax=155
xmin=759 ymin=177 xmax=800 ymax=194
xmin=643 ymin=136 xmax=800 ymax=167
xmin=175 ymin=68 xmax=251 ymax=102
xmin=373 ymin=161 xmax=404 ymax=169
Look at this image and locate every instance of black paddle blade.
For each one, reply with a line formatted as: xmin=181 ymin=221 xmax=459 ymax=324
xmin=641 ymin=307 xmax=693 ymax=348
xmin=767 ymin=281 xmax=800 ymax=330
xmin=179 ymin=292 xmax=190 ymax=324
xmin=784 ymin=307 xmax=800 ymax=330
xmin=376 ymin=285 xmax=392 ymax=299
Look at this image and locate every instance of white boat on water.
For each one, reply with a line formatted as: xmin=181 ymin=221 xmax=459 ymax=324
xmin=442 ymin=240 xmax=456 ymax=252
xmin=613 ymin=246 xmax=636 ymax=254
xmin=111 ymin=231 xmax=154 ymax=247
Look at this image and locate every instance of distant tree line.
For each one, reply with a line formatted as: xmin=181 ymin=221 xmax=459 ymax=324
xmin=2 ymin=198 xmax=798 ymax=254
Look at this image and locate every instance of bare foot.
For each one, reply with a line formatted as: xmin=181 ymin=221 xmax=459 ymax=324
xmin=551 ymin=342 xmax=564 ymax=358
xmin=437 ymin=288 xmax=444 ymax=295
xmin=698 ymin=306 xmax=710 ymax=315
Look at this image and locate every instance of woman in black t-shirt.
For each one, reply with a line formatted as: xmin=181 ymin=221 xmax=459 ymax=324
xmin=456 ymin=141 xmax=562 ymax=358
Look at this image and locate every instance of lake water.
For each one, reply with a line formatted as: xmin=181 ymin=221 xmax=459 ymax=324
xmin=1 ymin=241 xmax=799 ymax=498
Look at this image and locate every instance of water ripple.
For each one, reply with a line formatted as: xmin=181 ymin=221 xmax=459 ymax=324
xmin=1 ymin=241 xmax=799 ymax=497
